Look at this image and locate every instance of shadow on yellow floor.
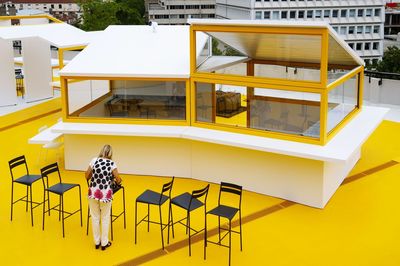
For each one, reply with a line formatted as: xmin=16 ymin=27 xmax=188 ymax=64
xmin=0 ymin=112 xmax=399 ymax=266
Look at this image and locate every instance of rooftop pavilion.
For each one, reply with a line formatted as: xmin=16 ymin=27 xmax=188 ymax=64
xmin=52 ymin=19 xmax=387 ymax=208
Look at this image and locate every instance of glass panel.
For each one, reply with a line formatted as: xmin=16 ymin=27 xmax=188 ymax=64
xmin=196 ymin=82 xmax=214 ymax=123
xmin=68 ymin=80 xmax=186 ymax=120
xmin=195 ymin=31 xmax=322 ymax=83
xmin=251 ymin=88 xmax=321 ymax=137
xmin=327 ymin=75 xmax=358 ymax=132
xmin=195 ymin=82 xmax=321 ymax=138
xmin=255 ymin=64 xmax=321 ymax=82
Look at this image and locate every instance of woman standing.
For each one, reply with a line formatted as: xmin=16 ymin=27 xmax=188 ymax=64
xmin=85 ymin=144 xmax=122 ymax=250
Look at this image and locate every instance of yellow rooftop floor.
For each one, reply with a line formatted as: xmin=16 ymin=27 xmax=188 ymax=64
xmin=0 ymin=110 xmax=399 ymax=266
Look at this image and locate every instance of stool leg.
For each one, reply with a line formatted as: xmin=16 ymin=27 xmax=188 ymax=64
xmin=170 ymin=203 xmax=175 ymax=238
xmin=218 ymin=216 xmax=221 ymax=244
xmin=10 ymin=182 xmax=14 ymax=221
xmin=167 ymin=203 xmax=174 ymax=244
xmin=47 ymin=189 xmax=51 ymax=216
xmin=78 ymin=186 xmax=83 ymax=227
xmin=188 ymin=211 xmax=191 ymax=256
xmin=204 ymin=213 xmax=207 ymax=260
xmin=122 ymin=188 xmax=126 ymax=229
xmin=159 ymin=205 xmax=164 ymax=249
xmin=61 ymin=195 xmax=65 ymax=238
xmin=229 ymin=220 xmax=232 ymax=266
xmin=25 ymin=186 xmax=29 ymax=212
xmin=147 ymin=204 xmax=150 ymax=232
xmin=239 ymin=210 xmax=243 ymax=251
xmin=134 ymin=201 xmax=138 ymax=244
xmin=42 ymin=190 xmax=46 ymax=231
xmin=86 ymin=206 xmax=90 ymax=235
xmin=30 ymin=185 xmax=34 ymax=227
xmin=58 ymin=197 xmax=61 ymax=221
xmin=110 ymin=206 xmax=114 ymax=241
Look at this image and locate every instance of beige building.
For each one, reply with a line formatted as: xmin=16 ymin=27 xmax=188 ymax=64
xmin=145 ymin=0 xmax=216 ymax=25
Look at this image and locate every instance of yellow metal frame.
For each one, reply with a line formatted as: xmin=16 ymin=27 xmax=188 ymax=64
xmin=0 ymin=14 xmax=63 ymax=24
xmin=61 ymin=76 xmax=191 ymax=126
xmin=190 ymin=79 xmax=322 ymax=145
xmin=58 ymin=46 xmax=87 ymax=69
xmin=192 ymin=25 xmax=328 ymax=88
xmin=189 ymin=24 xmax=363 ymax=145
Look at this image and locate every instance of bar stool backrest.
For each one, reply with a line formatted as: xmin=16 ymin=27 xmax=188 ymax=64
xmin=9 ymin=155 xmax=29 ymax=180
xmin=190 ymin=184 xmax=210 ymax=208
xmin=219 ymin=182 xmax=242 ymax=209
xmin=160 ymin=176 xmax=174 ymax=203
xmin=40 ymin=163 xmax=62 ymax=189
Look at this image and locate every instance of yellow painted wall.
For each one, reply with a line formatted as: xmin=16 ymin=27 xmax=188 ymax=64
xmin=0 ymin=97 xmax=61 ymax=131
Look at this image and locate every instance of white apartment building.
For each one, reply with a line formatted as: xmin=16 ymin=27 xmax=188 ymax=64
xmin=216 ymin=0 xmax=385 ymax=64
xmin=145 ymin=0 xmax=216 ymax=25
xmin=1 ymin=0 xmax=80 ymax=23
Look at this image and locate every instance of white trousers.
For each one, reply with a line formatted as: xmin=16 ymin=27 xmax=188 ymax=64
xmin=88 ymin=198 xmax=112 ymax=246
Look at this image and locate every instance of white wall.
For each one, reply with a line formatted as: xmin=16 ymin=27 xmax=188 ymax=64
xmin=68 ymin=80 xmax=110 ymax=114
xmin=0 ymin=40 xmax=17 ymax=107
xmin=20 ymin=18 xmax=49 ymax=25
xmin=64 ymin=134 xmax=328 ymax=208
xmin=364 ymin=77 xmax=400 ymax=105
xmin=0 ymin=20 xmax=18 ymax=107
xmin=21 ymin=37 xmax=53 ymax=102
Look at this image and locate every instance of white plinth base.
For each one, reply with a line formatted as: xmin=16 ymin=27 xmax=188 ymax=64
xmin=64 ymin=134 xmax=361 ymax=208
xmin=54 ymin=106 xmax=387 ymax=208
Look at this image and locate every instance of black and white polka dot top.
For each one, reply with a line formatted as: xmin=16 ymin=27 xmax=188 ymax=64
xmin=88 ymin=157 xmax=118 ymax=203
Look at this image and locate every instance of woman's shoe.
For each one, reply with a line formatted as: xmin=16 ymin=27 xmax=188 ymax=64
xmin=101 ymin=242 xmax=112 ymax=251
xmin=95 ymin=244 xmax=100 ymax=249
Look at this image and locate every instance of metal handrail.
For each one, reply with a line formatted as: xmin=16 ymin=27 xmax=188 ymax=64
xmin=365 ymin=70 xmax=400 ymax=81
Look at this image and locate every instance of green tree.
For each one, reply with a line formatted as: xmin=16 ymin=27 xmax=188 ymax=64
xmin=115 ymin=0 xmax=145 ymax=25
xmin=77 ymin=0 xmax=119 ymax=31
xmin=376 ymin=46 xmax=400 ymax=73
xmin=223 ymin=46 xmax=243 ymax=56
xmin=77 ymin=0 xmax=145 ymax=31
xmin=212 ymin=38 xmax=223 ymax=55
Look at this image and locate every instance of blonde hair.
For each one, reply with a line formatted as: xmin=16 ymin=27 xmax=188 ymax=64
xmin=98 ymin=144 xmax=113 ymax=159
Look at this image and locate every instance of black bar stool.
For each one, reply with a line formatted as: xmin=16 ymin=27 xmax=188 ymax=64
xmin=41 ymin=163 xmax=83 ymax=237
xmin=205 ymin=182 xmax=243 ymax=266
xmin=9 ymin=155 xmax=42 ymax=226
xmin=135 ymin=177 xmax=174 ymax=249
xmin=169 ymin=184 xmax=209 ymax=256
xmin=86 ymin=181 xmax=127 ymax=240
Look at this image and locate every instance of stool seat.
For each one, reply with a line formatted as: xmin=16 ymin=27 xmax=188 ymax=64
xmin=208 ymin=205 xmax=239 ymax=220
xmin=137 ymin=189 xmax=168 ymax=205
xmin=171 ymin=192 xmax=203 ymax=211
xmin=47 ymin=183 xmax=78 ymax=195
xmin=14 ymin=174 xmax=41 ymax=186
